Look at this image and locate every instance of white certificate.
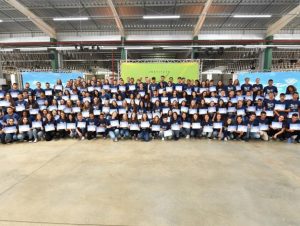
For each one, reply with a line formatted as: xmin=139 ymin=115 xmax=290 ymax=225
xmin=158 ymin=89 xmax=164 ymax=94
xmin=199 ymin=109 xmax=208 ymax=115
xmin=48 ymin=105 xmax=57 ymax=111
xmin=147 ymin=113 xmax=153 ymax=119
xmin=64 ymin=108 xmax=72 ymax=114
xmin=179 ymin=98 xmax=186 ymax=104
xmin=227 ymin=125 xmax=236 ymax=132
xmin=247 ymin=106 xmax=256 ymax=112
xmin=82 ymin=97 xmax=91 ymax=103
xmin=58 ymin=105 xmax=66 ymax=110
xmin=271 ymin=122 xmax=282 ymax=129
xmin=151 ymin=97 xmax=159 ymax=103
xmin=204 ymin=98 xmax=211 ymax=104
xmin=37 ymin=99 xmax=45 ymax=105
xmin=285 ymin=94 xmax=292 ymax=100
xmin=71 ymin=95 xmax=79 ymax=101
xmin=0 ymin=101 xmax=10 ymax=107
xmin=39 ymin=105 xmax=47 ymax=110
xmin=161 ymin=97 xmax=168 ymax=103
xmin=77 ymin=121 xmax=86 ymax=128
xmin=102 ymin=85 xmax=110 ymax=90
xmin=110 ymin=120 xmax=119 ymax=127
xmin=250 ymin=126 xmax=260 ymax=133
xmin=10 ymin=92 xmax=18 ymax=98
xmin=171 ymin=124 xmax=180 ymax=131
xmin=209 ymin=86 xmax=216 ymax=92
xmin=152 ymin=112 xmax=161 ymax=118
xmin=102 ymin=107 xmax=110 ymax=113
xmin=87 ymin=125 xmax=96 ymax=132
xmin=130 ymin=124 xmax=140 ymax=131
xmin=0 ymin=92 xmax=4 ymax=98
xmin=208 ymin=107 xmax=216 ymax=113
xmin=172 ymin=109 xmax=180 ymax=115
xmin=218 ymin=108 xmax=227 ymax=114
xmin=230 ymin=98 xmax=237 ymax=104
xmin=211 ymin=97 xmax=218 ymax=103
xmin=166 ymin=87 xmax=173 ymax=92
xmin=45 ymin=90 xmax=52 ymax=96
xmin=109 ymin=109 xmax=117 ymax=115
xmin=237 ymin=109 xmax=246 ymax=116
xmin=237 ymin=125 xmax=247 ymax=132
xmin=134 ymin=99 xmax=140 ymax=105
xmin=288 ymin=112 xmax=299 ymax=118
xmin=45 ymin=124 xmax=55 ymax=132
xmin=19 ymin=125 xmax=30 ymax=132
xmin=189 ymin=108 xmax=197 ymax=115
xmin=137 ymin=114 xmax=142 ymax=120
xmin=183 ymin=122 xmax=191 ymax=129
xmin=57 ymin=123 xmax=67 ymax=130
xmin=111 ymin=88 xmax=118 ymax=93
xmin=54 ymin=85 xmax=62 ymax=90
xmin=97 ymin=127 xmax=106 ymax=132
xmin=181 ymin=106 xmax=188 ymax=113
xmin=4 ymin=126 xmax=17 ymax=133
xmin=141 ymin=121 xmax=150 ymax=128
xmin=152 ymin=125 xmax=161 ymax=131
xmin=170 ymin=98 xmax=178 ymax=103
xmin=266 ymin=110 xmax=274 ymax=117
xmin=256 ymin=110 xmax=262 ymax=116
xmin=72 ymin=107 xmax=81 ymax=113
xmin=82 ymin=111 xmax=89 ymax=118
xmin=32 ymin=121 xmax=42 ymax=128
xmin=129 ymin=85 xmax=136 ymax=91
xmin=200 ymin=88 xmax=207 ymax=93
xmin=164 ymin=130 xmax=173 ymax=137
xmin=87 ymin=87 xmax=94 ymax=92
xmin=67 ymin=123 xmax=76 ymax=130
xmin=117 ymin=101 xmax=123 ymax=106
xmin=118 ymin=108 xmax=126 ymax=115
xmin=29 ymin=109 xmax=39 ymax=115
xmin=192 ymin=123 xmax=201 ymax=129
xmin=290 ymin=124 xmax=300 ymax=131
xmin=235 ymin=86 xmax=241 ymax=91
xmin=213 ymin=122 xmax=223 ymax=129
xmin=16 ymin=105 xmax=25 ymax=112
xmin=119 ymin=86 xmax=126 ymax=92
xmin=162 ymin=108 xmax=170 ymax=114
xmin=120 ymin=121 xmax=129 ymax=128
xmin=203 ymin=126 xmax=213 ymax=133
xmin=62 ymin=96 xmax=69 ymax=101
xmin=175 ymin=86 xmax=182 ymax=91
xmin=259 ymin=124 xmax=269 ymax=131
xmin=274 ymin=104 xmax=285 ymax=111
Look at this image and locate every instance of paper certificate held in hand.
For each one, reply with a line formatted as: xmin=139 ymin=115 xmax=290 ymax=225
xmin=110 ymin=120 xmax=119 ymax=127
xmin=271 ymin=122 xmax=282 ymax=129
xmin=54 ymin=85 xmax=62 ymax=90
xmin=72 ymin=107 xmax=81 ymax=113
xmin=67 ymin=123 xmax=76 ymax=130
xmin=166 ymin=87 xmax=173 ymax=92
xmin=57 ymin=123 xmax=67 ymax=130
xmin=175 ymin=86 xmax=182 ymax=91
xmin=164 ymin=130 xmax=173 ymax=137
xmin=199 ymin=109 xmax=208 ymax=115
xmin=182 ymin=122 xmax=191 ymax=129
xmin=29 ymin=109 xmax=39 ymax=115
xmin=259 ymin=124 xmax=269 ymax=131
xmin=16 ymin=105 xmax=25 ymax=112
xmin=4 ymin=126 xmax=17 ymax=134
xmin=227 ymin=125 xmax=236 ymax=132
xmin=120 ymin=121 xmax=129 ymax=128
xmin=19 ymin=125 xmax=30 ymax=132
xmin=171 ymin=124 xmax=180 ymax=131
xmin=290 ymin=124 xmax=300 ymax=131
xmin=208 ymin=107 xmax=216 ymax=113
xmin=0 ymin=101 xmax=11 ymax=107
xmin=189 ymin=108 xmax=197 ymax=115
xmin=237 ymin=125 xmax=247 ymax=132
xmin=32 ymin=121 xmax=42 ymax=128
xmin=119 ymin=86 xmax=126 ymax=92
xmin=129 ymin=85 xmax=136 ymax=91
xmin=87 ymin=125 xmax=96 ymax=132
xmin=77 ymin=121 xmax=86 ymax=128
xmin=237 ymin=109 xmax=245 ymax=116
xmin=82 ymin=111 xmax=89 ymax=118
xmin=266 ymin=110 xmax=274 ymax=117
xmin=45 ymin=124 xmax=55 ymax=132
xmin=250 ymin=126 xmax=259 ymax=133
xmin=130 ymin=124 xmax=140 ymax=131
xmin=97 ymin=127 xmax=105 ymax=133
xmin=213 ymin=122 xmax=222 ymax=129
xmin=218 ymin=108 xmax=227 ymax=114
xmin=141 ymin=121 xmax=150 ymax=128
xmin=180 ymin=106 xmax=188 ymax=113
xmin=274 ymin=104 xmax=285 ymax=111
xmin=203 ymin=126 xmax=213 ymax=133
xmin=192 ymin=123 xmax=201 ymax=129
xmin=151 ymin=125 xmax=160 ymax=131
xmin=93 ymin=110 xmax=101 ymax=115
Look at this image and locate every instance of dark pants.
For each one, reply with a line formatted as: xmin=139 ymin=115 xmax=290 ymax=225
xmin=87 ymin=131 xmax=97 ymax=140
xmin=45 ymin=131 xmax=56 ymax=141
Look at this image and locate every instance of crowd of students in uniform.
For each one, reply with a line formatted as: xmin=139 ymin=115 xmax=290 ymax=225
xmin=0 ymin=75 xmax=299 ymax=144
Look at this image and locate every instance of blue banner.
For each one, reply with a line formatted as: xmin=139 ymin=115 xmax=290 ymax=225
xmin=239 ymin=71 xmax=300 ymax=95
xmin=22 ymin=72 xmax=84 ymax=89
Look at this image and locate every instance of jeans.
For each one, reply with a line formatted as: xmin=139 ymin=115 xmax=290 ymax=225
xmin=17 ymin=131 xmax=33 ymax=141
xmin=140 ymin=130 xmax=150 ymax=141
xmin=181 ymin=128 xmax=190 ymax=137
xmin=32 ymin=129 xmax=44 ymax=140
xmin=109 ymin=129 xmax=120 ymax=140
xmin=202 ymin=132 xmax=212 ymax=138
xmin=172 ymin=130 xmax=180 ymax=139
xmin=5 ymin=133 xmax=18 ymax=143
xmin=191 ymin=129 xmax=202 ymax=138
xmin=212 ymin=130 xmax=223 ymax=139
xmin=120 ymin=129 xmax=130 ymax=139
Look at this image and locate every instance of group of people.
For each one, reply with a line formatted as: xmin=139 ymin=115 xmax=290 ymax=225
xmin=0 ymin=75 xmax=299 ymax=144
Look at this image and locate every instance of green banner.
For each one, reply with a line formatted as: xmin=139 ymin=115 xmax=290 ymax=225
xmin=121 ymin=62 xmax=199 ymax=81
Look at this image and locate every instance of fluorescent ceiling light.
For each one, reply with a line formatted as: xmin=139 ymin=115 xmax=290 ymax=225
xmin=143 ymin=15 xmax=180 ymax=19
xmin=53 ymin=17 xmax=89 ymax=21
xmin=0 ymin=20 xmax=3 ymax=23
xmin=125 ymin=46 xmax=153 ymax=50
xmin=100 ymin=46 xmax=118 ymax=50
xmin=233 ymin=14 xmax=271 ymax=18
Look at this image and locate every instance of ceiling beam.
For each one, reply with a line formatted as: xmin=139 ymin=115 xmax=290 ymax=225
xmin=193 ymin=0 xmax=213 ymax=37
xmin=106 ymin=0 xmax=125 ymax=37
xmin=5 ymin=0 xmax=56 ymax=38
xmin=266 ymin=5 xmax=300 ymax=37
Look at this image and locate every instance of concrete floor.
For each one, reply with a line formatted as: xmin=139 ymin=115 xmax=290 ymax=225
xmin=0 ymin=140 xmax=299 ymax=226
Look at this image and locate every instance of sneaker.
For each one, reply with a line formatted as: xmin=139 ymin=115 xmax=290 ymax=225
xmin=162 ymin=137 xmax=165 ymax=141
xmin=186 ymin=135 xmax=190 ymax=139
xmin=224 ymin=137 xmax=228 ymax=142
xmin=287 ymin=138 xmax=293 ymax=144
xmin=81 ymin=136 xmax=85 ymax=140
xmin=29 ymin=140 xmax=33 ymax=143
xmin=33 ymin=139 xmax=37 ymax=143
xmin=114 ymin=138 xmax=118 ymax=142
